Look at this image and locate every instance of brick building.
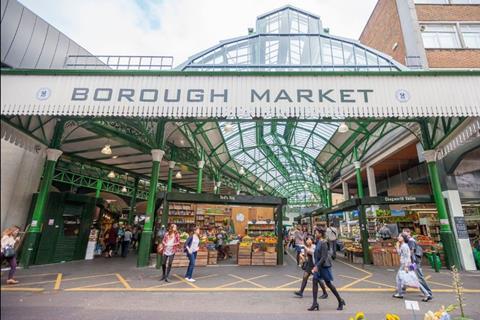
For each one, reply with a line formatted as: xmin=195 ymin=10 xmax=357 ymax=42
xmin=360 ymin=0 xmax=480 ymax=69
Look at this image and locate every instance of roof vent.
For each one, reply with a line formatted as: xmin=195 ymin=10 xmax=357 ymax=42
xmin=323 ymin=27 xmax=330 ymax=34
xmin=248 ymin=27 xmax=254 ymax=35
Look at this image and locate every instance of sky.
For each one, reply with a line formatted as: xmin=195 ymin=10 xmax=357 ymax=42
xmin=19 ymin=0 xmax=378 ymax=68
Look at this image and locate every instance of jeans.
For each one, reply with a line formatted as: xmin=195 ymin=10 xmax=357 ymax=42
xmin=396 ymin=265 xmax=429 ymax=297
xmin=329 ymin=240 xmax=337 ymax=259
xmin=162 ymin=254 xmax=175 ymax=278
xmin=1 ymin=253 xmax=17 ymax=279
xmin=185 ymin=251 xmax=197 ymax=279
xmin=415 ymin=262 xmax=433 ymax=297
xmin=121 ymin=241 xmax=130 ymax=257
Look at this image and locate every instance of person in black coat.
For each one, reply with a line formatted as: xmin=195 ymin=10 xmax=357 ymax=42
xmin=294 ymin=235 xmax=328 ymax=298
xmin=309 ymin=227 xmax=346 ymax=311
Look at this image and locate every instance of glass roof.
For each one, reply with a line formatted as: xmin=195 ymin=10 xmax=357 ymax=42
xmin=177 ymin=6 xmax=405 ymax=71
xmin=175 ymin=6 xmax=405 ymax=205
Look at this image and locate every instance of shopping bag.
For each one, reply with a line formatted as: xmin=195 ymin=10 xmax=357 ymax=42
xmin=398 ymin=270 xmax=420 ymax=288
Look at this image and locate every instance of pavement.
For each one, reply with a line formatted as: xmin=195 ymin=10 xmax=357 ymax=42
xmin=2 ymin=249 xmax=480 ymax=320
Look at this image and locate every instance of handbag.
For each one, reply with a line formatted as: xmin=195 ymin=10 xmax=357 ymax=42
xmin=3 ymin=245 xmax=15 ymax=258
xmin=398 ymin=269 xmax=420 ymax=288
xmin=157 ymin=243 xmax=164 ymax=254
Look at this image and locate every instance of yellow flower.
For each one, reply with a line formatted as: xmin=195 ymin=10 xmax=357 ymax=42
xmin=355 ymin=312 xmax=365 ymax=320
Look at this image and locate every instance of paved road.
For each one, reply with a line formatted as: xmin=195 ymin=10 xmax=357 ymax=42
xmin=2 ymin=250 xmax=479 ymax=320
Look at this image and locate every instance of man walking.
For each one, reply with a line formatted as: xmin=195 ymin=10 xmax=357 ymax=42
xmin=403 ymin=228 xmax=433 ymax=302
xmin=326 ymin=224 xmax=338 ymax=259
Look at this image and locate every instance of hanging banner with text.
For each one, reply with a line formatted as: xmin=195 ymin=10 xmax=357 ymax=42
xmin=1 ymin=72 xmax=479 ymax=118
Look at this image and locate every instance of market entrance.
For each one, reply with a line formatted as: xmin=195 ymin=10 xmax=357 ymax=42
xmin=1 ymin=70 xmax=478 ymax=272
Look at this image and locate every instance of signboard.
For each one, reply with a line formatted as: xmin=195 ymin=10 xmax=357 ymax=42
xmin=1 ymin=72 xmax=479 ymax=118
xmin=391 ymin=209 xmax=406 ymax=217
xmin=404 ymin=300 xmax=420 ymax=311
xmin=454 ymin=217 xmax=469 ymax=239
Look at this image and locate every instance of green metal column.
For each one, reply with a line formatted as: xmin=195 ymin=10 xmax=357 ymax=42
xmin=197 ymin=158 xmax=205 ymax=194
xmin=128 ymin=177 xmax=139 ymax=225
xmin=276 ymin=204 xmax=284 ymax=265
xmin=326 ymin=183 xmax=332 ymax=208
xmin=353 ymin=147 xmax=370 ymax=264
xmin=424 ymin=150 xmax=461 ymax=269
xmin=20 ymin=120 xmax=65 ymax=268
xmin=95 ymin=179 xmax=102 ymax=198
xmin=167 ymin=161 xmax=175 ymax=192
xmin=137 ymin=149 xmax=164 ymax=267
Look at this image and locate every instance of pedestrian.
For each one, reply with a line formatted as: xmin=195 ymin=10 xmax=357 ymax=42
xmin=403 ymin=228 xmax=433 ymax=302
xmin=116 ymin=224 xmax=125 ymax=256
xmin=294 ymin=235 xmax=328 ymax=299
xmin=131 ymin=226 xmax=139 ymax=250
xmin=184 ymin=226 xmax=201 ymax=282
xmin=379 ymin=224 xmax=392 ymax=240
xmin=104 ymin=225 xmax=117 ymax=258
xmin=393 ymin=232 xmax=413 ymax=299
xmin=160 ymin=224 xmax=180 ymax=282
xmin=1 ymin=226 xmax=21 ymax=285
xmin=309 ymin=227 xmax=346 ymax=311
xmin=326 ymin=224 xmax=338 ymax=260
xmin=288 ymin=227 xmax=295 ymax=249
xmin=216 ymin=227 xmax=227 ymax=260
xmin=121 ymin=227 xmax=133 ymax=258
xmin=294 ymin=225 xmax=305 ymax=266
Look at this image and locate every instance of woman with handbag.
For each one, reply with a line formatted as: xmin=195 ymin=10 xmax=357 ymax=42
xmin=309 ymin=228 xmax=346 ymax=311
xmin=159 ymin=224 xmax=180 ymax=282
xmin=1 ymin=226 xmax=21 ymax=285
xmin=294 ymin=235 xmax=328 ymax=299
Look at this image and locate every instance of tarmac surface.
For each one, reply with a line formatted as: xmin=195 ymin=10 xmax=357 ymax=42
xmin=2 ymin=249 xmax=480 ymax=320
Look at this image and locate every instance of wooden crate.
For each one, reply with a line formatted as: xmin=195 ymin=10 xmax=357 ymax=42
xmin=391 ymin=251 xmax=400 ymax=266
xmin=208 ymin=250 xmax=218 ymax=265
xmin=238 ymin=258 xmax=251 ymax=265
xmin=372 ymin=251 xmax=383 ymax=266
xmin=264 ymin=252 xmax=277 ymax=266
xmin=251 ymin=252 xmax=265 ymax=266
xmin=172 ymin=254 xmax=189 ymax=267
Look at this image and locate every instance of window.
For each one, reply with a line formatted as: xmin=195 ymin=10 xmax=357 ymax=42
xmin=421 ymin=24 xmax=461 ymax=48
xmin=415 ymin=0 xmax=480 ymax=3
xmin=461 ymin=25 xmax=480 ymax=48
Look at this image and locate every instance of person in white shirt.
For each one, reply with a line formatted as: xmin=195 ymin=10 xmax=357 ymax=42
xmin=121 ymin=227 xmax=133 ymax=258
xmin=184 ymin=226 xmax=201 ymax=282
xmin=1 ymin=226 xmax=21 ymax=285
xmin=325 ymin=224 xmax=338 ymax=259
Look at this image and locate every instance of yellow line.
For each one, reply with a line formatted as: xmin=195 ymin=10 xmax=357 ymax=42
xmin=0 ymin=287 xmax=45 ymax=292
xmin=425 ymin=275 xmax=432 ymax=280
xmin=427 ymin=280 xmax=453 ymax=288
xmin=339 ymin=275 xmax=394 ymax=288
xmin=1 ymin=273 xmax=57 ymax=279
xmin=115 ymin=273 xmax=131 ymax=289
xmin=54 ymin=273 xmax=62 ymax=290
xmin=13 ymin=273 xmax=116 ymax=287
xmin=340 ymin=274 xmax=371 ymax=290
xmin=276 ymin=278 xmax=302 ymax=288
xmin=336 ymin=259 xmax=372 ymax=276
xmin=147 ymin=274 xmax=218 ymax=289
xmin=173 ymin=274 xmax=198 ymax=288
xmin=62 ymin=287 xmax=480 ymax=293
xmin=218 ymin=275 xmax=268 ymax=288
xmin=228 ymin=274 xmax=267 ymax=288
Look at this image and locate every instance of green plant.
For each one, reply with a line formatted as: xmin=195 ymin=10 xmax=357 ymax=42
xmin=451 ymin=265 xmax=466 ymax=318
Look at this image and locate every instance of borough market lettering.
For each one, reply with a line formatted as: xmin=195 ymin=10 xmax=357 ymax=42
xmin=71 ymin=88 xmax=374 ymax=103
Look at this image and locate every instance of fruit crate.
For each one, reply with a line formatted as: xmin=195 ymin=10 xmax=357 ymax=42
xmin=264 ymin=252 xmax=277 ymax=266
xmin=208 ymin=250 xmax=218 ymax=265
xmin=251 ymin=251 xmax=265 ymax=266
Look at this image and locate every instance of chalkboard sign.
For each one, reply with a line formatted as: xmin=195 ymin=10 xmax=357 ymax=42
xmin=454 ymin=217 xmax=469 ymax=239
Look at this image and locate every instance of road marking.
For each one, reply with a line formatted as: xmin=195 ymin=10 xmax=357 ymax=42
xmin=339 ymin=275 xmax=394 ymax=288
xmin=336 ymin=259 xmax=372 ymax=276
xmin=276 ymin=278 xmax=302 ymax=288
xmin=0 ymin=273 xmax=57 ymax=279
xmin=73 ymin=281 xmax=121 ymax=289
xmin=54 ymin=273 xmax=62 ymax=290
xmin=12 ymin=273 xmax=116 ymax=287
xmin=226 ymin=274 xmax=267 ymax=288
xmin=147 ymin=274 xmax=218 ymax=289
xmin=174 ymin=274 xmax=198 ymax=288
xmin=0 ymin=287 xmax=45 ymax=292
xmin=425 ymin=275 xmax=432 ymax=280
xmin=116 ymin=273 xmax=131 ymax=289
xmin=426 ymin=280 xmax=453 ymax=288
xmin=340 ymin=274 xmax=372 ymax=290
xmin=216 ymin=274 xmax=268 ymax=288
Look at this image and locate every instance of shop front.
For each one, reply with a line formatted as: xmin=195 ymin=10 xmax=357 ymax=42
xmin=154 ymin=192 xmax=286 ymax=267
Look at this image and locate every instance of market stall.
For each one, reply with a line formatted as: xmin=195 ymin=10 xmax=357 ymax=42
xmin=155 ymin=192 xmax=286 ymax=266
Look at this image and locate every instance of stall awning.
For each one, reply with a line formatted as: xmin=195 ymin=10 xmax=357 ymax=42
xmin=1 ymin=70 xmax=479 ymax=119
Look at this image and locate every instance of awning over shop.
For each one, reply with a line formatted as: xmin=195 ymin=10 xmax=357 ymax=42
xmin=1 ymin=70 xmax=479 ymax=118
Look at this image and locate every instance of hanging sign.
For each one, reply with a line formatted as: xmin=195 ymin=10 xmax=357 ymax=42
xmin=1 ymin=72 xmax=479 ymax=118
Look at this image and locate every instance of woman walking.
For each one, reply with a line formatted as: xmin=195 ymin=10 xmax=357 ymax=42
xmin=309 ymin=228 xmax=346 ymax=311
xmin=104 ymin=225 xmax=117 ymax=258
xmin=1 ymin=226 xmax=21 ymax=285
xmin=160 ymin=224 xmax=180 ymax=282
xmin=184 ymin=226 xmax=200 ymax=282
xmin=294 ymin=235 xmax=328 ymax=299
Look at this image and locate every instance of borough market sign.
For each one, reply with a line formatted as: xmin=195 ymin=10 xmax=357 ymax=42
xmin=1 ymin=71 xmax=479 ymax=118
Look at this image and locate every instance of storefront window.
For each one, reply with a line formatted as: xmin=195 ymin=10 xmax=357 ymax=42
xmin=461 ymin=25 xmax=480 ymax=48
xmin=421 ymin=24 xmax=461 ymax=48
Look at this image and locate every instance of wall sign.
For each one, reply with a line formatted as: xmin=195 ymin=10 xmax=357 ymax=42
xmin=1 ymin=73 xmax=479 ymax=118
xmin=453 ymin=217 xmax=469 ymax=239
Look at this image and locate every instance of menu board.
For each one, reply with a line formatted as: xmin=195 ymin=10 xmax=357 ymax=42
xmin=453 ymin=217 xmax=469 ymax=239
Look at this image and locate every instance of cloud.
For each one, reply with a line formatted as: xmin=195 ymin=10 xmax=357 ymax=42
xmin=19 ymin=0 xmax=377 ymax=68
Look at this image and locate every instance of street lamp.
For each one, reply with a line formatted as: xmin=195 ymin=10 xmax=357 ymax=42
xmin=101 ymin=144 xmax=112 ymax=155
xmin=338 ymin=122 xmax=349 ymax=133
xmin=175 ymin=171 xmax=182 ymax=179
xmin=107 ymin=171 xmax=116 ymax=179
xmin=239 ymin=167 xmax=245 ymax=175
xmin=121 ymin=186 xmax=127 ymax=193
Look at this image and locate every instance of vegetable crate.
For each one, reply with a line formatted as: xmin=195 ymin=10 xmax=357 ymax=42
xmin=264 ymin=252 xmax=277 ymax=266
xmin=238 ymin=244 xmax=252 ymax=266
xmin=251 ymin=252 xmax=265 ymax=266
xmin=208 ymin=250 xmax=218 ymax=265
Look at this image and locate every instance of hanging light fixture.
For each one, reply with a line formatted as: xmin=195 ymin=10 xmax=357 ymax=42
xmin=121 ymin=186 xmax=127 ymax=193
xmin=175 ymin=171 xmax=182 ymax=179
xmin=107 ymin=170 xmax=116 ymax=179
xmin=338 ymin=122 xmax=349 ymax=133
xmin=101 ymin=144 xmax=112 ymax=155
xmin=258 ymin=185 xmax=264 ymax=192
xmin=179 ymin=139 xmax=185 ymax=146
xmin=306 ymin=167 xmax=312 ymax=176
xmin=236 ymin=189 xmax=241 ymax=195
xmin=239 ymin=167 xmax=245 ymax=175
xmin=224 ymin=123 xmax=233 ymax=133
xmin=112 ymin=155 xmax=118 ymax=159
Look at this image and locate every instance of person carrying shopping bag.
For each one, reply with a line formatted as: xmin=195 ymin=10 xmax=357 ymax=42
xmin=184 ymin=226 xmax=201 ymax=282
xmin=1 ymin=226 xmax=21 ymax=285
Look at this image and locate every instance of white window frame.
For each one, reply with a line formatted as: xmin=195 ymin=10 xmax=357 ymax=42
xmin=420 ymin=22 xmax=480 ymax=49
xmin=415 ymin=0 xmax=480 ymax=4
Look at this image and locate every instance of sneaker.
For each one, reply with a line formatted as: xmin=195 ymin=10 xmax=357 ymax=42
xmin=187 ymin=278 xmax=196 ymax=282
xmin=6 ymin=279 xmax=19 ymax=285
xmin=392 ymin=294 xmax=404 ymax=299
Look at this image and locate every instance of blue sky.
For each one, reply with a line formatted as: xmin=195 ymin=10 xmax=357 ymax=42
xmin=19 ymin=0 xmax=378 ymax=67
